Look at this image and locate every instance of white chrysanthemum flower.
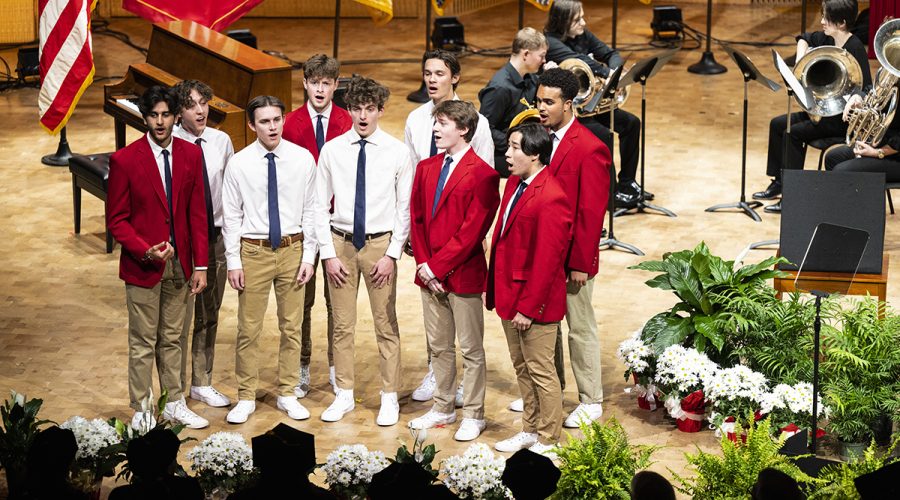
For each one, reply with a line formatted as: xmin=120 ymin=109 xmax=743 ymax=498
xmin=186 ymin=432 xmax=254 ymax=479
xmin=440 ymin=443 xmax=513 ymax=499
xmin=60 ymin=416 xmax=120 ymax=461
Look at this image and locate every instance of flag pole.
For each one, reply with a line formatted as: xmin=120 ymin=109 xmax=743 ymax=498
xmin=41 ymin=126 xmax=75 ymax=167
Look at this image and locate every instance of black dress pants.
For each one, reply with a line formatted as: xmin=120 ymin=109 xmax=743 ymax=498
xmin=766 ymin=112 xmax=846 ymax=179
xmin=825 ymin=145 xmax=900 ymax=181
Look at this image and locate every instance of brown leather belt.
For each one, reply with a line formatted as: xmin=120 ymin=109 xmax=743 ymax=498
xmin=241 ymin=233 xmax=303 ymax=248
xmin=331 ymin=227 xmax=391 ymax=242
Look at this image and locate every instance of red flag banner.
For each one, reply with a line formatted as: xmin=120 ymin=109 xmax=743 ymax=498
xmin=39 ymin=0 xmax=96 ymax=134
xmin=121 ymin=0 xmax=264 ymax=31
xmin=354 ymin=0 xmax=393 ymax=26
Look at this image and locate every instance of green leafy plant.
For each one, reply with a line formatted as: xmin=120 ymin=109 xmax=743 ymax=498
xmin=0 ymin=390 xmax=52 ymax=497
xmin=808 ymin=436 xmax=899 ymax=499
xmin=391 ymin=428 xmax=439 ymax=481
xmin=821 ymin=299 xmax=900 ymax=444
xmin=672 ymin=417 xmax=821 ymax=499
xmin=629 ymin=242 xmax=787 ymax=363
xmin=552 ymin=417 xmax=656 ymax=499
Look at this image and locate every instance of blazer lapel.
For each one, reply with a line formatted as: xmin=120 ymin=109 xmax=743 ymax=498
xmin=139 ymin=139 xmax=169 ymax=214
xmin=433 ymin=150 xmax=474 ymax=216
xmin=300 ymin=107 xmax=318 ymax=152
xmin=170 ymin=139 xmax=184 ymax=214
xmin=549 ymin=124 xmax=577 ymax=174
xmin=502 ymin=172 xmax=541 ymax=238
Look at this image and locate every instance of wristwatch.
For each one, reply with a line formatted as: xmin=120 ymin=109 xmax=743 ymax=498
xmin=878 ymin=148 xmax=885 ymax=159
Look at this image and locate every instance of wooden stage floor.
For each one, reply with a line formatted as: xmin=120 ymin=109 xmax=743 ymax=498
xmin=1 ymin=1 xmax=896 ymax=496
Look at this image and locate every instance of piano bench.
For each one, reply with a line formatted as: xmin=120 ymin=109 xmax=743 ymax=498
xmin=69 ymin=153 xmax=114 ymax=253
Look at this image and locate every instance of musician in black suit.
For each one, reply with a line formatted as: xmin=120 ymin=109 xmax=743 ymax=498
xmin=544 ymin=0 xmax=646 ymax=209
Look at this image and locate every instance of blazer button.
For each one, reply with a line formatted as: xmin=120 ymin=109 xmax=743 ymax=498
xmin=166 ymin=218 xmax=170 ymax=224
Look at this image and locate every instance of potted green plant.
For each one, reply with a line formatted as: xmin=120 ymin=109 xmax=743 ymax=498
xmin=629 ymin=242 xmax=786 ymax=364
xmin=808 ymin=436 xmax=899 ymax=499
xmin=552 ymin=417 xmax=656 ymax=499
xmin=672 ymin=417 xmax=821 ymax=498
xmin=0 ymin=390 xmax=51 ymax=498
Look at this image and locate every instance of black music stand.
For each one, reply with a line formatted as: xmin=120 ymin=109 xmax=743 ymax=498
xmin=599 ymin=65 xmax=643 ymax=255
xmin=614 ymin=51 xmax=677 ymax=218
xmin=706 ymin=46 xmax=781 ymax=221
xmin=687 ymin=0 xmax=727 ymax=74
xmin=793 ymin=223 xmax=869 ymax=454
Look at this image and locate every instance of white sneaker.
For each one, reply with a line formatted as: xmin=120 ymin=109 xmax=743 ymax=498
xmin=163 ymin=398 xmax=209 ymax=429
xmin=455 ymin=383 xmax=464 ymax=408
xmin=528 ymin=441 xmax=558 ymax=460
xmin=408 ymin=409 xmax=456 ymax=430
xmin=564 ymin=403 xmax=603 ymax=428
xmin=411 ymin=367 xmax=436 ymax=402
xmin=508 ymin=398 xmax=524 ymax=412
xmin=226 ymin=400 xmax=256 ymax=424
xmin=276 ymin=396 xmax=310 ymax=420
xmin=190 ymin=386 xmax=231 ymax=408
xmin=454 ymin=418 xmax=485 ymax=441
xmin=130 ymin=411 xmax=157 ymax=432
xmin=294 ymin=364 xmax=311 ymax=398
xmin=321 ymin=388 xmax=355 ymax=422
xmin=495 ymin=431 xmax=538 ymax=452
xmin=376 ymin=392 xmax=400 ymax=426
xmin=329 ymin=365 xmax=337 ymax=394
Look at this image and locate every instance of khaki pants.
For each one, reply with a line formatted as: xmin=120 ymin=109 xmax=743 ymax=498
xmin=555 ymin=278 xmax=604 ymax=404
xmin=300 ymin=257 xmax=334 ymax=367
xmin=421 ymin=289 xmax=485 ymax=419
xmin=235 ymin=239 xmax=305 ymax=400
xmin=126 ymin=259 xmax=189 ymax=411
xmin=329 ymin=233 xmax=401 ymax=392
xmin=180 ymin=231 xmax=227 ymax=390
xmin=502 ymin=320 xmax=562 ymax=444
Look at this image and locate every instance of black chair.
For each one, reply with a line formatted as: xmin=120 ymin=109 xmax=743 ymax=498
xmin=887 ymin=182 xmax=900 ymax=214
xmin=69 ymin=153 xmax=113 ymax=253
xmin=808 ymin=137 xmax=845 ymax=171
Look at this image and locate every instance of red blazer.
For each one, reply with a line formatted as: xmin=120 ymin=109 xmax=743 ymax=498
xmin=410 ymin=148 xmax=500 ymax=294
xmin=549 ymin=119 xmax=611 ymax=277
xmin=283 ymin=103 xmax=352 ymax=162
xmin=486 ymin=168 xmax=573 ymax=323
xmin=107 ymin=136 xmax=209 ymax=288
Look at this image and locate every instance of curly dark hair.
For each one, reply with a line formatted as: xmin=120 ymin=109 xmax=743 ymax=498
xmin=344 ymin=75 xmax=390 ymax=110
xmin=538 ymin=67 xmax=579 ymax=102
xmin=172 ymin=80 xmax=213 ymax=112
xmin=138 ymin=85 xmax=178 ymax=118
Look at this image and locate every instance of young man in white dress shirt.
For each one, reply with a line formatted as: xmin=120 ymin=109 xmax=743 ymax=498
xmin=172 ymin=80 xmax=235 ymax=411
xmin=404 ymin=49 xmax=495 ymax=404
xmin=222 ymin=95 xmax=318 ymax=424
xmin=316 ymin=76 xmax=413 ymax=426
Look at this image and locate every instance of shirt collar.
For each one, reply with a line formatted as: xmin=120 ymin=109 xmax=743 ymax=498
xmin=347 ymin=127 xmax=382 ymax=146
xmin=552 ymin=115 xmax=576 ymax=142
xmin=174 ymin=124 xmax=204 ymax=143
xmin=521 ymin=165 xmax=546 ymax=186
xmin=505 ymin=61 xmax=526 ymax=88
xmin=445 ymin=144 xmax=471 ymax=166
xmin=146 ymin=133 xmax=173 ymax=158
xmin=427 ymin=93 xmax=460 ymax=111
xmin=254 ymin=137 xmax=285 ymax=159
xmin=307 ymin=100 xmax=333 ymax=120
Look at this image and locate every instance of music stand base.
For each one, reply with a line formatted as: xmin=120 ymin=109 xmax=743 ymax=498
xmin=599 ymin=237 xmax=644 ymax=256
xmin=407 ymin=81 xmax=430 ymax=103
xmin=688 ymin=51 xmax=727 ymax=75
xmin=615 ymin=200 xmax=677 ymax=218
xmin=750 ymin=238 xmax=779 ymax=250
xmin=706 ymin=200 xmax=763 ymax=222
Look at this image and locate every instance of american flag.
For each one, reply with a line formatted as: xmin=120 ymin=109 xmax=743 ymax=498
xmin=355 ymin=0 xmax=394 ymax=26
xmin=38 ymin=0 xmax=96 ymax=134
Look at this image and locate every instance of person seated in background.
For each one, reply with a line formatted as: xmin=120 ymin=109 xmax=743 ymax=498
xmin=543 ymin=0 xmax=647 ymax=209
xmin=824 ymin=89 xmax=900 ymax=180
xmin=752 ymin=0 xmax=871 ymax=213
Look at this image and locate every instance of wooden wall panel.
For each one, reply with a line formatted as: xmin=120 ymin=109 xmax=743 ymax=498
xmin=0 ymin=0 xmax=37 ymax=44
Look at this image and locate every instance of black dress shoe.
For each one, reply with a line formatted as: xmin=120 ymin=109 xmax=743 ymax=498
xmin=752 ymin=180 xmax=782 ymax=200
xmin=615 ymin=190 xmax=639 ymax=209
xmin=764 ymin=201 xmax=781 ymax=213
xmin=623 ymin=180 xmax=655 ymax=200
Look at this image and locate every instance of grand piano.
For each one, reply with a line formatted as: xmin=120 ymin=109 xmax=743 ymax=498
xmin=104 ymin=20 xmax=292 ymax=150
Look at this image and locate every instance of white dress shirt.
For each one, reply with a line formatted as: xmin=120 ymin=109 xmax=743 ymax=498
xmin=404 ymin=94 xmax=495 ymax=168
xmin=173 ymin=125 xmax=234 ymax=228
xmin=308 ymin=100 xmax=332 ymax=132
xmin=222 ymin=139 xmax=318 ymax=270
xmin=502 ymin=166 xmax=546 ymax=234
xmin=419 ymin=145 xmax=471 ymax=280
xmin=549 ymin=115 xmax=576 ymax=162
xmin=315 ymin=127 xmax=413 ymax=260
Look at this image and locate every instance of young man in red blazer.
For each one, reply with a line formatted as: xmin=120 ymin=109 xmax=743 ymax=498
xmin=487 ymin=122 xmax=573 ymax=457
xmin=536 ymin=68 xmax=610 ymax=428
xmin=107 ymin=85 xmax=209 ymax=430
xmin=407 ymin=100 xmax=500 ymax=441
xmin=282 ymin=54 xmax=352 ymax=397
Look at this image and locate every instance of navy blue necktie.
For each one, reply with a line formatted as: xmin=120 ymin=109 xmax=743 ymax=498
xmin=266 ymin=152 xmax=281 ymax=249
xmin=432 ymin=155 xmax=453 ymax=216
xmin=195 ymin=138 xmax=215 ymax=239
xmin=503 ymin=181 xmax=527 ymax=233
xmin=352 ymin=139 xmax=367 ymax=250
xmin=315 ymin=114 xmax=325 ymax=154
xmin=429 ymin=130 xmax=438 ymax=157
xmin=162 ymin=149 xmax=176 ymax=251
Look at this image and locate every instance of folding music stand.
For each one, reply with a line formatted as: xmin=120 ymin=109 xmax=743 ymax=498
xmin=706 ymin=46 xmax=781 ymax=221
xmin=599 ymin=65 xmax=643 ymax=255
xmin=614 ymin=50 xmax=677 ymax=218
xmin=792 ymin=223 xmax=869 ymax=454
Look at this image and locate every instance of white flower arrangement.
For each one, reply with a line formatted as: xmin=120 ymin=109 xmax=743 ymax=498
xmin=321 ymin=444 xmax=390 ymax=498
xmin=440 ymin=443 xmax=513 ymax=500
xmin=187 ymin=432 xmax=255 ymax=494
xmin=616 ymin=329 xmax=655 ymax=378
xmin=653 ymin=345 xmax=719 ymax=399
xmin=59 ymin=416 xmax=121 ymax=491
xmin=702 ymin=365 xmax=769 ymax=428
xmin=760 ymin=382 xmax=829 ymax=429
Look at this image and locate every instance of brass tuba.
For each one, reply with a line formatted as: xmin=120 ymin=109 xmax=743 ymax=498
xmin=846 ymin=18 xmax=900 ymax=146
xmin=792 ymin=46 xmax=863 ymax=122
xmin=559 ymin=58 xmax=630 ymax=117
